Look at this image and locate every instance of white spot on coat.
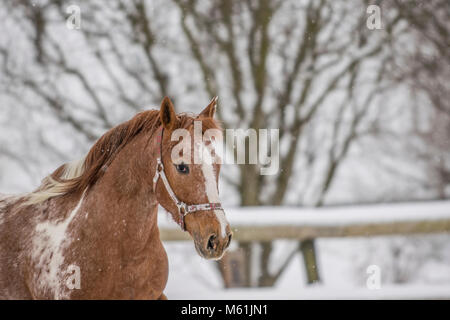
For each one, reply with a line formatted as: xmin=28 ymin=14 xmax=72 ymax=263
xmin=32 ymin=192 xmax=85 ymax=299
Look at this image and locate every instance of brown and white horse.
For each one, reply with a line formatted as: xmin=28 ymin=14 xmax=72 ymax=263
xmin=0 ymin=97 xmax=232 ymax=299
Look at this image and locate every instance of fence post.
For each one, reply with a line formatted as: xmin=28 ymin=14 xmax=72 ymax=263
xmin=218 ymin=241 xmax=252 ymax=287
xmin=300 ymin=238 xmax=320 ymax=284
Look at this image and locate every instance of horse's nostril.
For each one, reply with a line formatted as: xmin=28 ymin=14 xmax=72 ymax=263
xmin=207 ymin=234 xmax=217 ymax=251
xmin=226 ymin=233 xmax=232 ymax=248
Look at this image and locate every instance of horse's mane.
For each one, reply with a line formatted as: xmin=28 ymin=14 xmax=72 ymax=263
xmin=24 ymin=109 xmax=220 ymax=206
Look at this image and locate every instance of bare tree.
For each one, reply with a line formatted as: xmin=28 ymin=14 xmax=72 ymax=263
xmin=171 ymin=0 xmax=410 ymax=286
xmin=370 ymin=0 xmax=450 ymax=201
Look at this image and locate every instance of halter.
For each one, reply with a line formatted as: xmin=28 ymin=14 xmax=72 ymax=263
xmin=152 ymin=127 xmax=223 ymax=231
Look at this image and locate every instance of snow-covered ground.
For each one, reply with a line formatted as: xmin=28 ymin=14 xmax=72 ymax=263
xmin=163 ymin=238 xmax=450 ymax=300
xmin=159 ymin=202 xmax=450 ymax=299
xmin=166 ymin=284 xmax=450 ymax=300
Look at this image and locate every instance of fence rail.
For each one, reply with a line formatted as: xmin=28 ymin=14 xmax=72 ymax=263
xmin=159 ymin=202 xmax=450 ymax=241
xmin=160 ymin=219 xmax=450 ymax=241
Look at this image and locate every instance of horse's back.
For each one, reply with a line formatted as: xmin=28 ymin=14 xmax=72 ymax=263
xmin=0 ymin=193 xmax=19 ymax=221
xmin=0 ymin=193 xmax=35 ymax=299
xmin=0 ymin=193 xmax=14 ymax=206
xmin=0 ymin=192 xmax=9 ymax=204
xmin=0 ymin=193 xmax=11 ymax=222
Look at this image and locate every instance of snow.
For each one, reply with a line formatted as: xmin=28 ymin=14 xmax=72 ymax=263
xmin=159 ymin=202 xmax=450 ymax=300
xmin=0 ymin=1 xmax=448 ymax=301
xmin=163 ymin=237 xmax=450 ymax=300
xmin=167 ymin=284 xmax=450 ymax=300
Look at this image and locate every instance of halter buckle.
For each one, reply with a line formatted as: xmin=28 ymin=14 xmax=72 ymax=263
xmin=156 ymin=158 xmax=164 ymax=171
xmin=177 ymin=201 xmax=188 ymax=216
xmin=153 ymin=158 xmax=164 ymax=192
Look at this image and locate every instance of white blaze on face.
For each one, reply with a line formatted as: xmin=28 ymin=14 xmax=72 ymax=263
xmin=198 ymin=142 xmax=228 ymax=238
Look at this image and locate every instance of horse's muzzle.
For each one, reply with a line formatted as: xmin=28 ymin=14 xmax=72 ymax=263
xmin=196 ymin=230 xmax=232 ymax=260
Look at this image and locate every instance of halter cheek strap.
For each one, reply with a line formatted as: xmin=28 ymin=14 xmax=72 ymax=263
xmin=152 ymin=128 xmax=223 ymax=231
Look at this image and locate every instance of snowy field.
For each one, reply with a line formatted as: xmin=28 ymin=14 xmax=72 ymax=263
xmin=159 ymin=202 xmax=450 ymax=300
xmin=163 ymin=238 xmax=450 ymax=300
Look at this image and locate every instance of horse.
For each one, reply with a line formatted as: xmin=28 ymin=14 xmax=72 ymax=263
xmin=0 ymin=97 xmax=232 ymax=299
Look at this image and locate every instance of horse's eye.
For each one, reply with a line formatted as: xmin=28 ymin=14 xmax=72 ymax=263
xmin=175 ymin=163 xmax=189 ymax=174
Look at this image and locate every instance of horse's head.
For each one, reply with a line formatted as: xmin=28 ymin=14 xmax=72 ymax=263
xmin=154 ymin=97 xmax=232 ymax=260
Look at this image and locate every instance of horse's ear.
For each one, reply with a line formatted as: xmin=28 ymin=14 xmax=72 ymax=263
xmin=199 ymin=96 xmax=218 ymax=119
xmin=160 ymin=97 xmax=178 ymax=130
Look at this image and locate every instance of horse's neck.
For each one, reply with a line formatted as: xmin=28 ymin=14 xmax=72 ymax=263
xmin=85 ymin=186 xmax=160 ymax=257
xmin=84 ymin=138 xmax=161 ymax=256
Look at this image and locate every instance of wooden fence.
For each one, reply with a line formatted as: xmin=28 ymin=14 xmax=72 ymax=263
xmin=158 ymin=201 xmax=450 ymax=287
xmin=159 ymin=201 xmax=450 ymax=241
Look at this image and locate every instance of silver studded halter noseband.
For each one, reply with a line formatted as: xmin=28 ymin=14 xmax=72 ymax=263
xmin=152 ymin=127 xmax=223 ymax=231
